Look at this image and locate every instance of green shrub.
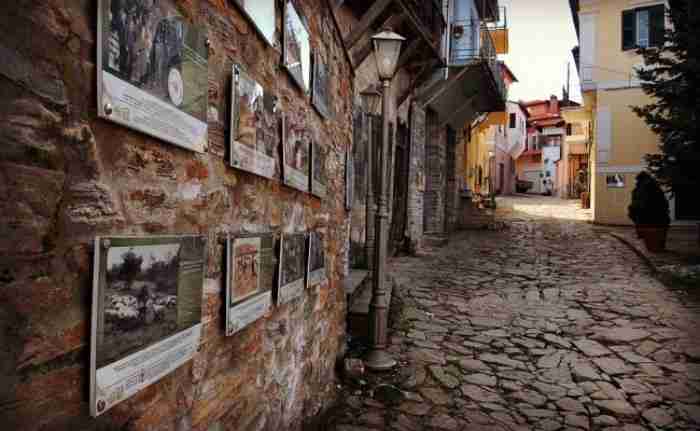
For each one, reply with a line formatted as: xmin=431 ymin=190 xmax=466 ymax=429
xmin=628 ymin=171 xmax=670 ymax=226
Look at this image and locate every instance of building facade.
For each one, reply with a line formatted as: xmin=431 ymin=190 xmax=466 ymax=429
xmin=570 ymin=0 xmax=698 ymax=224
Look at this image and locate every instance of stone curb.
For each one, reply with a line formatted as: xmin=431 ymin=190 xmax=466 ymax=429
xmin=609 ymin=232 xmax=658 ymax=275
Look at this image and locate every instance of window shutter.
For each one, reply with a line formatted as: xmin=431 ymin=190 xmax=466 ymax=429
xmin=622 ymin=10 xmax=636 ymax=50
xmin=649 ymin=5 xmax=665 ymax=47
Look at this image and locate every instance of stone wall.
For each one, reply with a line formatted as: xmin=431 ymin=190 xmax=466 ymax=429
xmin=406 ymin=102 xmax=426 ymax=252
xmin=423 ymin=109 xmax=447 ymax=234
xmin=0 ymin=0 xmax=355 ymax=429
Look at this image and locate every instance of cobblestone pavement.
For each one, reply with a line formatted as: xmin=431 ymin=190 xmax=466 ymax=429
xmin=330 ymin=196 xmax=700 ymax=430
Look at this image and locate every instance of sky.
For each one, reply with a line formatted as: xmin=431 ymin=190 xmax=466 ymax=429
xmin=498 ymin=0 xmax=582 ymax=103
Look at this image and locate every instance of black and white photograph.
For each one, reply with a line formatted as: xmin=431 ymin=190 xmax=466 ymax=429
xmin=231 ymin=65 xmax=279 ymax=180
xmin=606 ymin=174 xmax=625 ymax=188
xmin=345 ymin=150 xmax=354 ymax=211
xmin=312 ymin=52 xmax=332 ymax=119
xmin=90 ymin=235 xmax=205 ymax=417
xmin=282 ymin=113 xmax=311 ymax=192
xmin=225 ymin=235 xmax=274 ymax=336
xmin=283 ymin=1 xmax=311 ymax=93
xmin=277 ymin=233 xmax=307 ymax=305
xmin=98 ymin=0 xmax=209 ymax=152
xmin=307 ymin=231 xmax=326 ymax=286
xmin=232 ymin=0 xmax=276 ymax=47
xmin=311 ymin=142 xmax=328 ymax=198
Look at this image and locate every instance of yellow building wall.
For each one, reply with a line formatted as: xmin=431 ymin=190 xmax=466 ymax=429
xmin=466 ymin=113 xmax=505 ymax=194
xmin=579 ymin=0 xmax=664 ymax=225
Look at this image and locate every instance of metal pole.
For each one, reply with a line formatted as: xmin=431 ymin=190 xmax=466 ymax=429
xmin=365 ymin=113 xmax=375 ymax=272
xmin=365 ymin=79 xmax=396 ymax=371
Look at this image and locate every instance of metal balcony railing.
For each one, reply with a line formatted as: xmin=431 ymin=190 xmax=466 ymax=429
xmin=402 ymin=0 xmax=446 ymax=48
xmin=449 ymin=19 xmax=506 ymax=102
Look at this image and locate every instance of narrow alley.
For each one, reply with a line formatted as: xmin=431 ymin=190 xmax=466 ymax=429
xmin=331 ymin=197 xmax=700 ymax=430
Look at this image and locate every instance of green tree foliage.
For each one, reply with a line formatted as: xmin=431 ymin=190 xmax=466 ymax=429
xmin=633 ymin=0 xmax=700 ymax=196
xmin=119 ymin=250 xmax=143 ymax=288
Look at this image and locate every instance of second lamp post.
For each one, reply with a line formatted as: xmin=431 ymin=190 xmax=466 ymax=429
xmin=364 ymin=28 xmax=405 ymax=372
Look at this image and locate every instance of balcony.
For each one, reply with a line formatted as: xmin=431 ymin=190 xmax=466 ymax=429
xmin=475 ymin=0 xmax=499 ymax=23
xmin=486 ymin=6 xmax=508 ymax=54
xmin=416 ymin=17 xmax=506 ymax=130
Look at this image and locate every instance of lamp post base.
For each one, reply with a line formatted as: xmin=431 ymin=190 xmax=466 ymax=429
xmin=364 ymin=348 xmax=397 ymax=371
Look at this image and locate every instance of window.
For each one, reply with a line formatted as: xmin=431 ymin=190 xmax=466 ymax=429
xmin=622 ymin=5 xmax=664 ymax=50
xmin=566 ymin=123 xmax=572 ymax=136
xmin=509 ymin=113 xmax=516 ymax=129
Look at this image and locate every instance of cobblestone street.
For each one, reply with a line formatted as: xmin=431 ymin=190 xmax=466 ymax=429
xmin=331 ymin=196 xmax=700 ymax=430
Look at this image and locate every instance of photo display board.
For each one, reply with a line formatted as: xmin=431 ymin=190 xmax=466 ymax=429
xmin=312 ymin=52 xmax=332 ymax=119
xmin=225 ymin=234 xmax=274 ymax=336
xmin=345 ymin=150 xmax=354 ymax=211
xmin=232 ymin=0 xmax=276 ymax=47
xmin=230 ymin=65 xmax=279 ymax=180
xmin=90 ymin=235 xmax=206 ymax=417
xmin=282 ymin=113 xmax=311 ymax=192
xmin=97 ymin=0 xmax=209 ymax=152
xmin=311 ymin=142 xmax=328 ymax=198
xmin=277 ymin=233 xmax=307 ymax=305
xmin=283 ymin=1 xmax=311 ymax=93
xmin=307 ymin=231 xmax=326 ymax=287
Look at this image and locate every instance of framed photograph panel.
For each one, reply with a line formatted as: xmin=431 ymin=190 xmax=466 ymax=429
xmin=277 ymin=233 xmax=307 ymax=305
xmin=90 ymin=235 xmax=206 ymax=417
xmin=606 ymin=174 xmax=625 ymax=188
xmin=312 ymin=52 xmax=332 ymax=119
xmin=97 ymin=0 xmax=208 ymax=152
xmin=232 ymin=0 xmax=276 ymax=47
xmin=225 ymin=234 xmax=274 ymax=336
xmin=307 ymin=231 xmax=326 ymax=287
xmin=345 ymin=150 xmax=354 ymax=211
xmin=230 ymin=65 xmax=279 ymax=180
xmin=282 ymin=113 xmax=311 ymax=192
xmin=283 ymin=1 xmax=311 ymax=93
xmin=311 ymin=142 xmax=328 ymax=198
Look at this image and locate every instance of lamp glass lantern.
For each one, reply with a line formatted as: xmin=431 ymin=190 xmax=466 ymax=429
xmin=360 ymin=85 xmax=382 ymax=115
xmin=371 ymin=29 xmax=406 ymax=81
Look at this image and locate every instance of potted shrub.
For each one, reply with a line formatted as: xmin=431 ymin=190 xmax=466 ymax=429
xmin=628 ymin=172 xmax=653 ymax=237
xmin=629 ymin=172 xmax=670 ymax=251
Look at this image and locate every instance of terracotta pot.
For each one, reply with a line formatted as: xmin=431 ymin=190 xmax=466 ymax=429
xmin=581 ymin=192 xmax=590 ymax=209
xmin=635 ymin=224 xmax=643 ymax=238
xmin=639 ymin=225 xmax=668 ymax=252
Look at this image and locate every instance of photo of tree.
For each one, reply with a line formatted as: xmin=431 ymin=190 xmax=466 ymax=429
xmin=95 ymin=237 xmax=205 ymax=369
xmin=311 ymin=142 xmax=328 ymax=198
xmin=307 ymin=231 xmax=325 ymax=285
xmin=312 ymin=53 xmax=332 ymax=119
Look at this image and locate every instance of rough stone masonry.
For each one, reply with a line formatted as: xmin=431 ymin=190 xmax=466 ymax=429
xmin=0 ymin=0 xmax=358 ymax=429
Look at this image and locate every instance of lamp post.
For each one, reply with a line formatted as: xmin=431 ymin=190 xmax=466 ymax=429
xmin=360 ymin=86 xmax=381 ymax=272
xmin=364 ymin=29 xmax=404 ymax=371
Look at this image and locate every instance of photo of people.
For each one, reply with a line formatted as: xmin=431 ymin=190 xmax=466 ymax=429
xmin=280 ymin=234 xmax=306 ymax=289
xmin=283 ymin=113 xmax=311 ymax=191
xmin=312 ymin=53 xmax=332 ymax=119
xmin=102 ymin=0 xmax=208 ymax=121
xmin=307 ymin=231 xmax=325 ymax=285
xmin=230 ymin=237 xmax=261 ymax=305
xmin=312 ymin=142 xmax=328 ymax=198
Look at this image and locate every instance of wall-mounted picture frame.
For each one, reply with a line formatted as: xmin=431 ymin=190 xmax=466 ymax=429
xmin=307 ymin=231 xmax=326 ymax=287
xmin=97 ymin=0 xmax=209 ymax=152
xmin=277 ymin=233 xmax=307 ymax=305
xmin=282 ymin=113 xmax=311 ymax=193
xmin=232 ymin=0 xmax=277 ymax=47
xmin=311 ymin=142 xmax=328 ymax=198
xmin=90 ymin=235 xmax=206 ymax=417
xmin=345 ymin=150 xmax=354 ymax=211
xmin=606 ymin=174 xmax=625 ymax=188
xmin=311 ymin=52 xmax=332 ymax=119
xmin=283 ymin=1 xmax=311 ymax=93
xmin=225 ymin=234 xmax=274 ymax=336
xmin=230 ymin=64 xmax=279 ymax=180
